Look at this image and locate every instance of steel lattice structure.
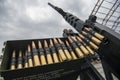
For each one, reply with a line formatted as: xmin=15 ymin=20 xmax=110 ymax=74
xmin=91 ymin=0 xmax=120 ymax=33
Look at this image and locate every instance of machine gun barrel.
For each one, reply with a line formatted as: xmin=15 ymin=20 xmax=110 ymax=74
xmin=48 ymin=2 xmax=66 ymax=16
xmin=48 ymin=2 xmax=85 ymax=32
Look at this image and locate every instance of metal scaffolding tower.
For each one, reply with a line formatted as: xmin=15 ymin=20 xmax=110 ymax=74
xmin=91 ymin=0 xmax=120 ymax=33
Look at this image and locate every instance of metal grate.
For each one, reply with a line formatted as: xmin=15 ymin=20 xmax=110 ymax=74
xmin=91 ymin=0 xmax=120 ymax=33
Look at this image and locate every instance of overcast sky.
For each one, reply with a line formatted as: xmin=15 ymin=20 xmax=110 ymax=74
xmin=0 ymin=0 xmax=97 ymax=54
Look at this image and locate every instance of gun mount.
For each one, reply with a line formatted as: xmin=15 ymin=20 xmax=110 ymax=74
xmin=48 ymin=2 xmax=120 ymax=80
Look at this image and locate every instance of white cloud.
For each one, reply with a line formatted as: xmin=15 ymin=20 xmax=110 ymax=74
xmin=0 ymin=0 xmax=99 ymax=54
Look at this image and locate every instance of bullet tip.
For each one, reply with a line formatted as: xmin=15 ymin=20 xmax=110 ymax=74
xmin=82 ymin=31 xmax=86 ymax=34
xmin=84 ymin=27 xmax=89 ymax=31
xmin=12 ymin=50 xmax=16 ymax=57
xmin=32 ymin=41 xmax=36 ymax=48
xmin=76 ymin=36 xmax=82 ymax=41
xmin=71 ymin=37 xmax=77 ymax=41
xmin=50 ymin=39 xmax=53 ymax=46
xmin=58 ymin=38 xmax=63 ymax=44
xmin=68 ymin=37 xmax=73 ymax=43
xmin=44 ymin=40 xmax=48 ymax=47
xmin=19 ymin=50 xmax=22 ymax=57
xmin=66 ymin=41 xmax=69 ymax=46
xmin=38 ymin=41 xmax=42 ymax=48
xmin=28 ymin=44 xmax=31 ymax=52
xmin=79 ymin=34 xmax=84 ymax=38
xmin=53 ymin=38 xmax=57 ymax=43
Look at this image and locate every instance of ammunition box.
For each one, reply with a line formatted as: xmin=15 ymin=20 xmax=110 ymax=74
xmin=0 ymin=38 xmax=86 ymax=80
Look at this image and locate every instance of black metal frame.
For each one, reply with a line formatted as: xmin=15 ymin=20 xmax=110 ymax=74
xmin=101 ymin=59 xmax=113 ymax=80
xmin=86 ymin=16 xmax=120 ymax=80
xmin=79 ymin=59 xmax=104 ymax=80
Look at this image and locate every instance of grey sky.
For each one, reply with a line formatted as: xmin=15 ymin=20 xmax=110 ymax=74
xmin=0 ymin=0 xmax=97 ymax=54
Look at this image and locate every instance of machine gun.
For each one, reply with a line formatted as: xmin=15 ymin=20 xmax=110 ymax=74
xmin=48 ymin=2 xmax=120 ymax=80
